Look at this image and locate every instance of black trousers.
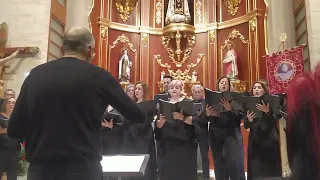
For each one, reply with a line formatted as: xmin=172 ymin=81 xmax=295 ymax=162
xmin=198 ymin=137 xmax=210 ymax=179
xmin=210 ymin=136 xmax=239 ymax=180
xmin=27 ymin=161 xmax=103 ymax=180
xmin=156 ymin=139 xmax=162 ymax=177
xmin=235 ymin=128 xmax=246 ymax=180
xmin=0 ymin=148 xmax=19 ymax=180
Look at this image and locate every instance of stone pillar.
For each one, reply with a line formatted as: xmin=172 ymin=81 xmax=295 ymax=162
xmin=305 ymin=0 xmax=320 ymax=69
xmin=0 ymin=0 xmax=51 ymax=96
xmin=267 ymin=0 xmax=296 ymax=54
xmin=66 ymin=0 xmax=93 ymax=30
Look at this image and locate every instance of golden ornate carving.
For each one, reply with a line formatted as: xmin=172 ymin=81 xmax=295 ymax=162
xmin=279 ymin=33 xmax=287 ymax=42
xmin=223 ymin=0 xmax=242 ymax=16
xmin=195 ymin=0 xmax=203 ymax=27
xmin=249 ymin=18 xmax=256 ymax=33
xmin=155 ymin=0 xmax=162 ymax=25
xmin=109 ymin=34 xmax=137 ymax=52
xmin=209 ymin=30 xmax=216 ymax=43
xmin=141 ymin=33 xmax=149 ymax=47
xmin=155 ymin=54 xmax=204 ymax=90
xmin=231 ymin=80 xmax=248 ymax=92
xmin=114 ymin=0 xmax=139 ymax=22
xmin=161 ymin=23 xmax=196 ymax=67
xmin=98 ymin=10 xmax=259 ymax=34
xmin=221 ymin=29 xmax=249 ymax=49
xmin=100 ymin=26 xmax=108 ymax=40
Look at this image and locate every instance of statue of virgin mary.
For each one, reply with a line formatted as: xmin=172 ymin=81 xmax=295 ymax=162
xmin=118 ymin=49 xmax=132 ymax=82
xmin=165 ymin=0 xmax=191 ymax=25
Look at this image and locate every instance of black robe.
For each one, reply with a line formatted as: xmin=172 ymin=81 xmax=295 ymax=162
xmin=101 ymin=109 xmax=125 ymax=155
xmin=244 ymin=112 xmax=281 ymax=180
xmin=154 ymin=98 xmax=197 ymax=180
xmin=122 ymin=104 xmax=157 ymax=180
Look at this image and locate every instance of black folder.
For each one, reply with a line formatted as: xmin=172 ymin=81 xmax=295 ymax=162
xmin=0 ymin=119 xmax=8 ymax=128
xmin=204 ymin=88 xmax=242 ymax=111
xmin=159 ymin=99 xmax=196 ymax=121
xmin=138 ymin=100 xmax=156 ymax=115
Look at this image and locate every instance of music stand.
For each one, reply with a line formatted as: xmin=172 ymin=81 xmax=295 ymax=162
xmin=101 ymin=154 xmax=150 ymax=177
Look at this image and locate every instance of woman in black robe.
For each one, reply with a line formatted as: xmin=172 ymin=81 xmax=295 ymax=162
xmin=122 ymin=82 xmax=157 ymax=180
xmin=154 ymin=80 xmax=197 ymax=180
xmin=244 ymin=81 xmax=281 ymax=180
xmin=204 ymin=77 xmax=243 ymax=180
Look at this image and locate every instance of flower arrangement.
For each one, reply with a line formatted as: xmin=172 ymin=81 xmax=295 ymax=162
xmin=18 ymin=142 xmax=27 ymax=176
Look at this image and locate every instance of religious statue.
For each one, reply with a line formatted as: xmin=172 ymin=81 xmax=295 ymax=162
xmin=118 ymin=48 xmax=132 ymax=82
xmin=191 ymin=70 xmax=197 ymax=82
xmin=165 ymin=0 xmax=191 ymax=25
xmin=223 ymin=44 xmax=239 ymax=80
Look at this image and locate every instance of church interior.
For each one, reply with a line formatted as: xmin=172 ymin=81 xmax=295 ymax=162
xmin=0 ymin=0 xmax=319 ymax=179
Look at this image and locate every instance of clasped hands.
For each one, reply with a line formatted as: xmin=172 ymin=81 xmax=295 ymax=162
xmin=246 ymin=100 xmax=270 ymax=122
xmin=205 ymin=97 xmax=232 ymax=117
xmin=101 ymin=119 xmax=113 ymax=129
xmin=156 ymin=110 xmax=191 ymax=128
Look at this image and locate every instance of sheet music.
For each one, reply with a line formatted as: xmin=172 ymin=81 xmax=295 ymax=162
xmin=101 ymin=155 xmax=145 ymax=172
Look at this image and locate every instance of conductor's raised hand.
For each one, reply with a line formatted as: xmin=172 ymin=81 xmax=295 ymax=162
xmin=246 ymin=111 xmax=256 ymax=122
xmin=156 ymin=114 xmax=166 ymax=128
xmin=256 ymin=100 xmax=270 ymax=113
xmin=101 ymin=119 xmax=113 ymax=129
xmin=220 ymin=97 xmax=232 ymax=111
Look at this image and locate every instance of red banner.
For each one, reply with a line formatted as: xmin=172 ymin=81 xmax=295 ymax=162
xmin=266 ymin=46 xmax=304 ymax=94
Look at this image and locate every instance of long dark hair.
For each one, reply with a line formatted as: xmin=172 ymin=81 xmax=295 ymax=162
xmin=133 ymin=81 xmax=149 ymax=102
xmin=216 ymin=76 xmax=231 ymax=92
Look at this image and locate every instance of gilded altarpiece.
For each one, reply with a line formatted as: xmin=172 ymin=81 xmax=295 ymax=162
xmin=89 ymin=0 xmax=269 ymax=170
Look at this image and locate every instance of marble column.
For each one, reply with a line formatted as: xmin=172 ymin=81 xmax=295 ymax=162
xmin=305 ymin=0 xmax=320 ymax=69
xmin=267 ymin=0 xmax=296 ymax=54
xmin=66 ymin=0 xmax=93 ymax=30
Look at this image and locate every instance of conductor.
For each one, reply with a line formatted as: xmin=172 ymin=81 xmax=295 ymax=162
xmin=7 ymin=27 xmax=146 ymax=180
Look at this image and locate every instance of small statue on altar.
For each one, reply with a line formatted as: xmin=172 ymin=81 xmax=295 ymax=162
xmin=165 ymin=0 xmax=191 ymax=25
xmin=118 ymin=48 xmax=132 ymax=82
xmin=223 ymin=43 xmax=239 ymax=80
xmin=191 ymin=70 xmax=197 ymax=82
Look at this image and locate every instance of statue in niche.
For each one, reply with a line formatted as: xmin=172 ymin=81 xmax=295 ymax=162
xmin=191 ymin=70 xmax=197 ymax=82
xmin=165 ymin=0 xmax=191 ymax=25
xmin=223 ymin=43 xmax=239 ymax=80
xmin=118 ymin=48 xmax=132 ymax=82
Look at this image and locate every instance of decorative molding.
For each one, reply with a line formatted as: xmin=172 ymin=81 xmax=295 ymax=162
xmin=98 ymin=9 xmax=260 ymax=34
xmin=109 ymin=34 xmax=137 ymax=52
xmin=221 ymin=29 xmax=249 ymax=49
xmin=223 ymin=0 xmax=242 ymax=16
xmin=155 ymin=0 xmax=162 ymax=25
xmin=154 ymin=54 xmax=204 ymax=88
xmin=141 ymin=33 xmax=149 ymax=47
xmin=249 ymin=18 xmax=256 ymax=33
xmin=100 ymin=26 xmax=108 ymax=39
xmin=114 ymin=0 xmax=139 ymax=22
xmin=209 ymin=30 xmax=216 ymax=43
xmin=195 ymin=0 xmax=203 ymax=27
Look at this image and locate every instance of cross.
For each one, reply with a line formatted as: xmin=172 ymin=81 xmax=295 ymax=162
xmin=0 ymin=22 xmax=39 ymax=98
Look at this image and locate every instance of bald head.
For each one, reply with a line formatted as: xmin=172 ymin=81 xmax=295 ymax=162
xmin=62 ymin=27 xmax=95 ymax=61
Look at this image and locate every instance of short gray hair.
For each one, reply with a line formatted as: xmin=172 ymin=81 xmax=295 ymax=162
xmin=62 ymin=27 xmax=95 ymax=56
xmin=191 ymin=85 xmax=203 ymax=92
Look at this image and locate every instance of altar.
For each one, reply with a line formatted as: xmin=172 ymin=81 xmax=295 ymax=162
xmin=89 ymin=0 xmax=268 ymax=171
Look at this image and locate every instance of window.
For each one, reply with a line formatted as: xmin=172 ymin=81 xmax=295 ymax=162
xmin=48 ymin=0 xmax=66 ymax=61
xmin=293 ymin=1 xmax=310 ymax=71
xmin=48 ymin=16 xmax=64 ymax=61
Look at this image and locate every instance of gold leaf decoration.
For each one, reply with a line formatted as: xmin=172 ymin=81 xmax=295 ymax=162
xmin=109 ymin=34 xmax=137 ymax=52
xmin=221 ymin=29 xmax=249 ymax=49
xmin=115 ymin=0 xmax=139 ymax=22
xmin=223 ymin=0 xmax=242 ymax=16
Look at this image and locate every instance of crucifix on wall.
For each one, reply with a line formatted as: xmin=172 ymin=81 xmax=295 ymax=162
xmin=0 ymin=22 xmax=39 ymax=97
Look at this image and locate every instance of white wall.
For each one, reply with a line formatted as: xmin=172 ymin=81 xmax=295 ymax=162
xmin=0 ymin=0 xmax=51 ymax=95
